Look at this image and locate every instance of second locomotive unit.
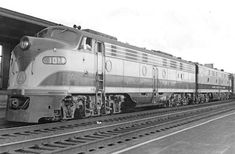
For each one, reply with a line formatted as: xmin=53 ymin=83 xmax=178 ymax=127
xmin=6 ymin=25 xmax=232 ymax=123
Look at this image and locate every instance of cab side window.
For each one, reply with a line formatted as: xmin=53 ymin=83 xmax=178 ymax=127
xmin=97 ymin=42 xmax=102 ymax=53
xmin=80 ymin=37 xmax=93 ymax=51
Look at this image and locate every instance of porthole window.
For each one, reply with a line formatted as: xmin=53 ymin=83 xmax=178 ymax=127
xmin=142 ymin=66 xmax=147 ymax=76
xmin=105 ymin=60 xmax=112 ymax=72
xmin=181 ymin=74 xmax=184 ymax=80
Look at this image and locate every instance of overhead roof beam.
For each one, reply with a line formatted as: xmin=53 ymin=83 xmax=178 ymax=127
xmin=0 ymin=7 xmax=57 ymax=27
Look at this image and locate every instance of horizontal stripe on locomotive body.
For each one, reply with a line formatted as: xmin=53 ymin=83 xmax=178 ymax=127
xmin=39 ymin=71 xmax=195 ymax=89
xmin=9 ymin=87 xmax=230 ymax=96
xmin=105 ymin=43 xmax=195 ymax=72
xmin=8 ymin=87 xmax=196 ymax=96
xmin=69 ymin=87 xmax=195 ymax=94
xmin=197 ymin=89 xmax=231 ymax=93
xmin=8 ymin=89 xmax=69 ymax=96
xmin=197 ymin=84 xmax=231 ymax=90
xmin=105 ymin=49 xmax=195 ymax=73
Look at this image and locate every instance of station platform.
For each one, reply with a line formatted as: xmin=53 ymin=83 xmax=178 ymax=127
xmin=0 ymin=90 xmax=7 ymax=119
xmin=112 ymin=109 xmax=235 ymax=154
xmin=0 ymin=90 xmax=7 ymax=109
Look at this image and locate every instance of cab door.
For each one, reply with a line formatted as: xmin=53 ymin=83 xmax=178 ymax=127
xmin=96 ymin=41 xmax=104 ymax=75
xmin=94 ymin=41 xmax=105 ymax=111
xmin=95 ymin=41 xmax=105 ymax=90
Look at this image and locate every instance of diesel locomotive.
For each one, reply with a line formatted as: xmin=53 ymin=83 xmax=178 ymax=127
xmin=6 ymin=25 xmax=233 ymax=123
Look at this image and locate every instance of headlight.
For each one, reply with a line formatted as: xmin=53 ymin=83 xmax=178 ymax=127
xmin=10 ymin=98 xmax=19 ymax=109
xmin=20 ymin=36 xmax=30 ymax=50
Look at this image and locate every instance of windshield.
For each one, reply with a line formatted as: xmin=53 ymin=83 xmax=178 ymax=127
xmin=37 ymin=27 xmax=81 ymax=46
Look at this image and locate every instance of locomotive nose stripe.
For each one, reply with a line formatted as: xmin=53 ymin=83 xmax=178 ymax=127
xmin=14 ymin=46 xmax=44 ymax=71
xmin=13 ymin=38 xmax=69 ymax=71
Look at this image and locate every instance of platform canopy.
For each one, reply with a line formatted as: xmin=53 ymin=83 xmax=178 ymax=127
xmin=0 ymin=7 xmax=57 ymax=44
xmin=0 ymin=7 xmax=58 ymax=89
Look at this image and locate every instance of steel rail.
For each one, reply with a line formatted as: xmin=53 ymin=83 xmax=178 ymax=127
xmin=0 ymin=100 xmax=234 ymax=153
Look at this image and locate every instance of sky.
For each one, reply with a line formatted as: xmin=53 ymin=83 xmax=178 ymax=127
xmin=1 ymin=0 xmax=235 ymax=73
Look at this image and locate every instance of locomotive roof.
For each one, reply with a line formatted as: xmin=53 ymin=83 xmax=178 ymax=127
xmin=198 ymin=63 xmax=230 ymax=75
xmin=50 ymin=26 xmax=195 ymax=65
xmin=76 ymin=27 xmax=194 ymax=65
xmin=42 ymin=26 xmax=232 ymax=74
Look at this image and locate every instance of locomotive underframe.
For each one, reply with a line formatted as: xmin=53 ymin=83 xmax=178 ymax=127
xmin=6 ymin=90 xmax=231 ymax=123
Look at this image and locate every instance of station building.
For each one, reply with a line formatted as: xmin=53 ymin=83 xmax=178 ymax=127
xmin=0 ymin=7 xmax=58 ymax=107
xmin=0 ymin=7 xmax=57 ymax=90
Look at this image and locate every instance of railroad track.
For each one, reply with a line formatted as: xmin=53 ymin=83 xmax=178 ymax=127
xmin=0 ymin=100 xmax=235 ymax=154
xmin=0 ymin=99 xmax=231 ymax=130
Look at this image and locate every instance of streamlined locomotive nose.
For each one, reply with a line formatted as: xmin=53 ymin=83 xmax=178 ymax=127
xmin=13 ymin=36 xmax=68 ymax=72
